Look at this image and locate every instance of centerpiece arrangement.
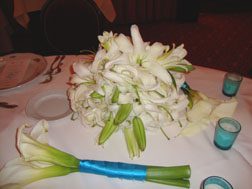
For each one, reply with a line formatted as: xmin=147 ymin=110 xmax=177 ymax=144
xmin=68 ymin=25 xmax=195 ymax=158
xmin=0 ymin=24 xmax=238 ymax=189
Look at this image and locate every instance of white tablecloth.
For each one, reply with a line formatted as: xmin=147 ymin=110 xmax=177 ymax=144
xmin=0 ymin=55 xmax=252 ymax=189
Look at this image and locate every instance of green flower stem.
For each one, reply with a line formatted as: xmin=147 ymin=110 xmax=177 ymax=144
xmin=22 ymin=134 xmax=80 ymax=168
xmin=158 ymin=106 xmax=174 ymax=121
xmin=181 ymin=83 xmax=201 ymax=109
xmin=168 ymin=70 xmax=177 ymax=89
xmin=30 ymin=165 xmax=79 ymax=184
xmin=146 ymin=165 xmax=191 ymax=188
xmin=168 ymin=64 xmax=195 ymax=72
xmin=146 ymin=165 xmax=191 ymax=179
xmin=160 ymin=127 xmax=170 ymax=140
xmin=146 ymin=178 xmax=190 ymax=188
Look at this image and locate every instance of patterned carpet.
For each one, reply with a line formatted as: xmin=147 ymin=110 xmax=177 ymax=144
xmin=108 ymin=12 xmax=252 ymax=78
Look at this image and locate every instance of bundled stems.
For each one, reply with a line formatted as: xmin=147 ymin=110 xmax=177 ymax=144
xmin=146 ymin=165 xmax=191 ymax=188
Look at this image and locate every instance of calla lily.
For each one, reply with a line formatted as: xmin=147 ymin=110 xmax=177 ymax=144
xmin=0 ymin=120 xmax=79 ymax=189
xmin=179 ymin=84 xmax=238 ymax=136
xmin=17 ymin=121 xmax=79 ymax=167
xmin=0 ymin=158 xmax=77 ymax=189
xmin=0 ymin=120 xmax=191 ymax=188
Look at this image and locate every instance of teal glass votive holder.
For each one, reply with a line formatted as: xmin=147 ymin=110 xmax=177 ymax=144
xmin=222 ymin=72 xmax=242 ymax=97
xmin=202 ymin=176 xmax=233 ymax=189
xmin=214 ymin=117 xmax=241 ymax=150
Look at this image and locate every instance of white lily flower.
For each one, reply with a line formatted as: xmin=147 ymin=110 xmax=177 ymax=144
xmin=68 ymin=24 xmax=197 ymax=158
xmin=0 ymin=158 xmax=76 ymax=189
xmin=98 ymin=31 xmax=115 ymax=51
xmin=144 ymin=61 xmax=172 ymax=84
xmin=73 ymin=62 xmax=92 ymax=78
xmin=130 ymin=25 xmax=145 ymax=54
xmin=146 ymin=42 xmax=166 ymax=60
xmin=115 ymin=34 xmax=133 ymax=53
xmin=103 ymin=70 xmax=129 ymax=86
xmin=104 ymin=53 xmax=130 ymax=70
xmin=91 ymin=49 xmax=106 ymax=73
xmin=118 ymin=93 xmax=135 ymax=104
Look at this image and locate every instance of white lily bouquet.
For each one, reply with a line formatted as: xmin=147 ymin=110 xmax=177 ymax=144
xmin=68 ymin=25 xmax=195 ymax=158
xmin=68 ymin=25 xmax=238 ymax=158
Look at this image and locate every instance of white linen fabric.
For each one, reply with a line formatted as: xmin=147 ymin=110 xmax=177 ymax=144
xmin=0 ymin=55 xmax=251 ymax=189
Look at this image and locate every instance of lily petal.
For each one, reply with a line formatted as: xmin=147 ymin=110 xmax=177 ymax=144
xmin=0 ymin=158 xmax=77 ymax=189
xmin=130 ymin=25 xmax=145 ymax=53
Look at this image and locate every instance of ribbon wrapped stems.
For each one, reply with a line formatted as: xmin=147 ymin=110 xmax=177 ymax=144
xmin=0 ymin=120 xmax=191 ymax=188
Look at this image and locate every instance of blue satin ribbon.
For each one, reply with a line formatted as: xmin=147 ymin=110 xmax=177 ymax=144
xmin=182 ymin=82 xmax=189 ymax=89
xmin=79 ymin=160 xmax=146 ymax=180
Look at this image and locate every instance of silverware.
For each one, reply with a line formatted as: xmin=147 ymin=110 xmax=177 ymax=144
xmin=40 ymin=55 xmax=66 ymax=84
xmin=0 ymin=102 xmax=18 ymax=109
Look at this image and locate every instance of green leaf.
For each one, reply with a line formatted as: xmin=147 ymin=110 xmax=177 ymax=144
xmin=79 ymin=49 xmax=96 ymax=54
xmin=160 ymin=127 xmax=170 ymax=141
xmin=168 ymin=64 xmax=195 ymax=72
xmin=71 ymin=112 xmax=78 ymax=121
xmin=158 ymin=106 xmax=174 ymax=121
xmin=153 ymin=90 xmax=165 ymax=98
xmin=168 ymin=70 xmax=177 ymax=90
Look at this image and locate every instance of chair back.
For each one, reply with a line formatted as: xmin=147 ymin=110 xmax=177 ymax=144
xmin=41 ymin=0 xmax=103 ymax=54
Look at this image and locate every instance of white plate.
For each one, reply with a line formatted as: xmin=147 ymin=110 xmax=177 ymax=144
xmin=26 ymin=89 xmax=72 ymax=121
xmin=0 ymin=53 xmax=47 ymax=92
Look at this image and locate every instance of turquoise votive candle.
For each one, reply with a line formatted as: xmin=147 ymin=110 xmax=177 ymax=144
xmin=222 ymin=73 xmax=242 ymax=97
xmin=214 ymin=117 xmax=241 ymax=150
xmin=202 ymin=176 xmax=233 ymax=189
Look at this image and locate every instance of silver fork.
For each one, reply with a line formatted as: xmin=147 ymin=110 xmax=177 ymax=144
xmin=0 ymin=102 xmax=18 ymax=109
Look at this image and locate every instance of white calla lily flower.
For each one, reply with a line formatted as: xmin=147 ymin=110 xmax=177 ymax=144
xmin=0 ymin=120 xmax=79 ymax=189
